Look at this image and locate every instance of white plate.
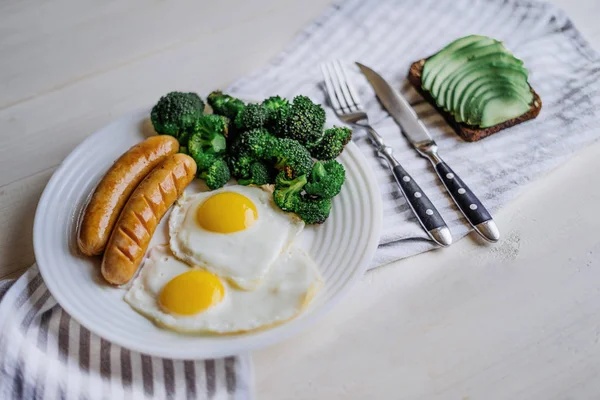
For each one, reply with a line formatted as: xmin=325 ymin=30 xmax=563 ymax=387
xmin=33 ymin=108 xmax=382 ymax=359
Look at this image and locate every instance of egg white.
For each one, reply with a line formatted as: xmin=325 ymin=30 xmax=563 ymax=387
xmin=168 ymin=185 xmax=304 ymax=290
xmin=124 ymin=245 xmax=322 ymax=333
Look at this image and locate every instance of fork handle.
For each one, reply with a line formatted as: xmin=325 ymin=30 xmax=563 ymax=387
xmin=378 ymin=146 xmax=452 ymax=247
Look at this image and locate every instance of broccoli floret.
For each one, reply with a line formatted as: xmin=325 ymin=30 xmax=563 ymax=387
xmin=238 ymin=128 xmax=277 ymax=159
xmin=284 ymin=95 xmax=326 ymax=146
xmin=237 ymin=161 xmax=273 ymax=186
xmin=187 ymin=114 xmax=228 ymax=156
xmin=191 ymin=152 xmax=218 ymax=171
xmin=272 ymin=172 xmax=332 ymax=223
xmin=151 ymin=92 xmax=204 ymax=141
xmin=234 ymin=103 xmax=268 ymax=131
xmin=272 ymin=172 xmax=307 ymax=212
xmin=270 ymin=138 xmax=313 ymax=178
xmin=199 ymin=158 xmax=230 ymax=190
xmin=207 ymin=91 xmax=246 ymax=121
xmin=226 ymin=137 xmax=256 ymax=179
xmin=262 ymin=96 xmax=290 ymax=136
xmin=305 ymin=160 xmax=346 ymax=198
xmin=308 ymin=126 xmax=352 ymax=160
xmin=295 ymin=196 xmax=332 ymax=224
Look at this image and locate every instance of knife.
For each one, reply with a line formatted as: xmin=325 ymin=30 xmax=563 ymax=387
xmin=356 ymin=62 xmax=500 ymax=243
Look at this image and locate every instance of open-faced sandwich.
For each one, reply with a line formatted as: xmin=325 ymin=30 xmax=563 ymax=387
xmin=408 ymin=34 xmax=542 ymax=142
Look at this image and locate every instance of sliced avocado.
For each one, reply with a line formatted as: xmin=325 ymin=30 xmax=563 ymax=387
xmin=450 ymin=65 xmax=529 ymax=116
xmin=422 ymin=35 xmax=490 ymax=90
xmin=479 ymin=95 xmax=531 ymax=128
xmin=441 ymin=53 xmax=521 ymax=110
xmin=453 ymin=70 xmax=531 ymax=122
xmin=465 ymin=89 xmax=529 ymax=127
xmin=429 ymin=39 xmax=502 ymax=99
xmin=456 ymin=80 xmax=532 ymax=123
xmin=458 ymin=82 xmax=531 ymax=123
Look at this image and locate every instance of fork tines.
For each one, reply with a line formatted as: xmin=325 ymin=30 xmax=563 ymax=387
xmin=321 ymin=60 xmax=363 ymax=115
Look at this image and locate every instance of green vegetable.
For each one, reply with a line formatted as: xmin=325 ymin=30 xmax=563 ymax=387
xmin=308 ymin=126 xmax=352 ymax=160
xmin=238 ymin=128 xmax=277 ymax=159
xmin=237 ymin=161 xmax=273 ymax=186
xmin=270 ymin=138 xmax=313 ymax=178
xmin=272 ymin=172 xmax=307 ymax=212
xmin=294 ymin=196 xmax=332 ymax=225
xmin=305 ymin=160 xmax=345 ymax=199
xmin=187 ymin=114 xmax=228 ymax=156
xmin=199 ymin=158 xmax=230 ymax=190
xmin=150 ymin=92 xmax=204 ymax=142
xmin=284 ymin=95 xmax=326 ymax=145
xmin=272 ymin=172 xmax=332 ymax=224
xmin=262 ymin=96 xmax=290 ymax=136
xmin=207 ymin=91 xmax=246 ymax=121
xmin=234 ymin=103 xmax=268 ymax=131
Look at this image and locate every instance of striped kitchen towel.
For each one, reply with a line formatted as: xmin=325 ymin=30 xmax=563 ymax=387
xmin=228 ymin=0 xmax=600 ymax=268
xmin=0 ymin=266 xmax=253 ymax=400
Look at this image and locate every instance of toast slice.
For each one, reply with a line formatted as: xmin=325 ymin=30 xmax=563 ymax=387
xmin=408 ymin=59 xmax=542 ymax=142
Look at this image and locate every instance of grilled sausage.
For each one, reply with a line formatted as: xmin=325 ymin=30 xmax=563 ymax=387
xmin=101 ymin=154 xmax=196 ymax=285
xmin=77 ymin=136 xmax=179 ymax=256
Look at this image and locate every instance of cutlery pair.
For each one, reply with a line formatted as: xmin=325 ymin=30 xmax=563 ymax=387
xmin=321 ymin=60 xmax=500 ymax=245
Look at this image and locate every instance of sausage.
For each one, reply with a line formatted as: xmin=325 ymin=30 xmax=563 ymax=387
xmin=101 ymin=153 xmax=197 ymax=285
xmin=77 ymin=135 xmax=179 ymax=256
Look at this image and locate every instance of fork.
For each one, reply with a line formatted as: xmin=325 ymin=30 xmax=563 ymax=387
xmin=321 ymin=60 xmax=452 ymax=247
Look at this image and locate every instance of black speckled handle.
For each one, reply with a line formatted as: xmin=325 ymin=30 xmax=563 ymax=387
xmin=391 ymin=165 xmax=446 ymax=231
xmin=435 ymin=162 xmax=491 ymax=225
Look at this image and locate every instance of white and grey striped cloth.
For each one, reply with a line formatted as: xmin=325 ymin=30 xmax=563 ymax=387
xmin=0 ymin=266 xmax=253 ymax=399
xmin=3 ymin=0 xmax=600 ymax=398
xmin=229 ymin=0 xmax=600 ymax=267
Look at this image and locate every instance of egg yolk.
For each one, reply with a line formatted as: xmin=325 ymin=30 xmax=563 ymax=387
xmin=196 ymin=192 xmax=258 ymax=233
xmin=159 ymin=270 xmax=224 ymax=315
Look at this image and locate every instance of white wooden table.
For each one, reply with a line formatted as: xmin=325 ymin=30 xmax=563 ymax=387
xmin=1 ymin=1 xmax=600 ymax=398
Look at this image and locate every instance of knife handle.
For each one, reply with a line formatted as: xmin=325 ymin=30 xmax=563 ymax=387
xmin=434 ymin=160 xmax=500 ymax=242
xmin=390 ymin=164 xmax=452 ymax=246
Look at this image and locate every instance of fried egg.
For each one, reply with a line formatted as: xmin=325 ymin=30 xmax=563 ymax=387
xmin=169 ymin=185 xmax=304 ymax=290
xmin=124 ymin=245 xmax=322 ymax=333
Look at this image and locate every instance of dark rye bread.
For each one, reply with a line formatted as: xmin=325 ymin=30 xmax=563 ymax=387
xmin=408 ymin=59 xmax=542 ymax=142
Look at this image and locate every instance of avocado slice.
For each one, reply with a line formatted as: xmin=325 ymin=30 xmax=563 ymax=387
xmin=450 ymin=65 xmax=529 ymax=116
xmin=443 ymin=56 xmax=527 ymax=112
xmin=428 ymin=39 xmax=502 ymax=99
xmin=479 ymin=95 xmax=531 ymax=128
xmin=432 ymin=45 xmax=519 ymax=109
xmin=465 ymin=89 xmax=529 ymax=127
xmin=456 ymin=80 xmax=532 ymax=123
xmin=458 ymin=82 xmax=531 ymax=123
xmin=453 ymin=70 xmax=531 ymax=122
xmin=422 ymin=35 xmax=490 ymax=90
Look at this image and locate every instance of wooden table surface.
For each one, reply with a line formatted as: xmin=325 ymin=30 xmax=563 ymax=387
xmin=2 ymin=1 xmax=600 ymax=399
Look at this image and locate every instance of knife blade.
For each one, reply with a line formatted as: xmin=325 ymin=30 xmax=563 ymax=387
xmin=356 ymin=62 xmax=500 ymax=242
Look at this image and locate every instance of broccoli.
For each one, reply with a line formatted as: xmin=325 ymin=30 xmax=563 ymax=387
xmin=151 ymin=92 xmax=204 ymax=142
xmin=191 ymin=151 xmax=218 ymax=171
xmin=187 ymin=114 xmax=228 ymax=157
xmin=270 ymin=138 xmax=313 ymax=178
xmin=234 ymin=103 xmax=268 ymax=131
xmin=237 ymin=161 xmax=273 ymax=186
xmin=305 ymin=160 xmax=346 ymax=198
xmin=308 ymin=126 xmax=352 ymax=160
xmin=295 ymin=196 xmax=332 ymax=224
xmin=238 ymin=128 xmax=277 ymax=159
xmin=272 ymin=172 xmax=332 ymax=224
xmin=226 ymin=136 xmax=256 ymax=179
xmin=284 ymin=95 xmax=326 ymax=146
xmin=207 ymin=91 xmax=246 ymax=121
xmin=262 ymin=96 xmax=290 ymax=136
xmin=272 ymin=172 xmax=307 ymax=212
xmin=199 ymin=158 xmax=230 ymax=190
